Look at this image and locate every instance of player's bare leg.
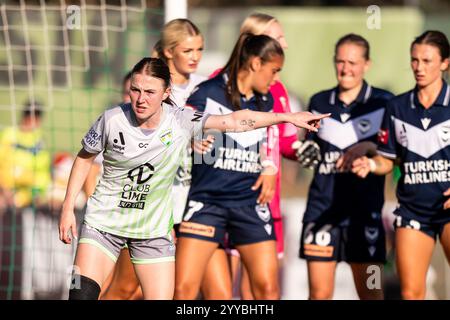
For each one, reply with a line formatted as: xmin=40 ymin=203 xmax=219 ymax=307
xmin=72 ymin=243 xmax=116 ymax=298
xmin=350 ymin=263 xmax=384 ymax=300
xmin=229 ymin=253 xmax=240 ymax=291
xmin=307 ymin=261 xmax=337 ymax=300
xmin=133 ymin=261 xmax=174 ymax=300
xmin=396 ymin=228 xmax=435 ymax=300
xmin=100 ymin=248 xmax=142 ymax=300
xmin=99 ymin=268 xmax=114 ymax=298
xmin=236 ymin=240 xmax=279 ymax=300
xmin=439 ymin=222 xmax=450 ymax=264
xmin=174 ymin=237 xmax=219 ymax=299
xmin=201 ymin=249 xmax=233 ymax=299
xmin=240 ymin=264 xmax=255 ymax=300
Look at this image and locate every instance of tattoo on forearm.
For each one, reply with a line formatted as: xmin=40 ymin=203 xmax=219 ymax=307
xmin=238 ymin=119 xmax=255 ymax=130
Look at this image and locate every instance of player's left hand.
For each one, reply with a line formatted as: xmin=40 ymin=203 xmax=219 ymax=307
xmin=192 ymin=135 xmax=215 ymax=154
xmin=351 ymin=156 xmax=371 ymax=178
xmin=336 ymin=141 xmax=377 ymax=172
xmin=444 ymin=188 xmax=450 ymax=210
xmin=252 ymin=170 xmax=277 ymax=205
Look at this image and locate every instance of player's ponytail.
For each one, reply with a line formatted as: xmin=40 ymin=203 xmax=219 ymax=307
xmin=220 ymin=33 xmax=284 ymax=110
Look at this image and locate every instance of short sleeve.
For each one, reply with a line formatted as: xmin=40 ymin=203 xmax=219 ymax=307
xmin=186 ymin=84 xmax=207 ymax=112
xmin=376 ymin=101 xmax=397 ymax=159
xmin=176 ymin=107 xmax=210 ymax=140
xmin=81 ymin=113 xmax=107 ymax=154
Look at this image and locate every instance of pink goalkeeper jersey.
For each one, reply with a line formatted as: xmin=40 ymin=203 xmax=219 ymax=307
xmin=267 ymin=81 xmax=298 ymax=221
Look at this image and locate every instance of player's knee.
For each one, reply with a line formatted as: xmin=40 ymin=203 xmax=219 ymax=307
xmin=401 ymin=287 xmax=425 ymax=300
xmin=112 ymin=283 xmax=140 ymax=300
xmin=202 ymin=287 xmax=232 ymax=300
xmin=239 ymin=280 xmax=254 ymax=300
xmin=309 ymin=288 xmax=333 ymax=300
xmin=174 ymin=280 xmax=198 ymax=300
xmin=69 ymin=275 xmax=101 ymax=300
xmin=252 ymin=280 xmax=279 ymax=300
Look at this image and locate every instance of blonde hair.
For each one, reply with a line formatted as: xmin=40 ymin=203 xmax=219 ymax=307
xmin=161 ymin=19 xmax=202 ymax=55
xmin=239 ymin=13 xmax=277 ymax=36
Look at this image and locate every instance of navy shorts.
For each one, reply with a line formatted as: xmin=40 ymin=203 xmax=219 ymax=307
xmin=394 ymin=215 xmax=450 ymax=240
xmin=299 ymin=216 xmax=386 ymax=263
xmin=177 ymin=200 xmax=276 ymax=246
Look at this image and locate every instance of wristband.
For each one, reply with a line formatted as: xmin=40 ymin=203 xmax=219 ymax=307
xmin=368 ymin=158 xmax=377 ymax=173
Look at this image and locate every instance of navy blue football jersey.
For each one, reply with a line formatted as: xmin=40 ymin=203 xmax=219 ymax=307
xmin=304 ymin=81 xmax=394 ymax=224
xmin=187 ymin=74 xmax=273 ymax=207
xmin=377 ymin=80 xmax=450 ymax=224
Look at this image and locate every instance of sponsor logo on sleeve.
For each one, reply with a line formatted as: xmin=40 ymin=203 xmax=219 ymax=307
xmin=191 ymin=111 xmax=204 ymax=122
xmin=84 ymin=128 xmax=101 ymax=148
xmin=377 ymin=128 xmax=389 ymax=145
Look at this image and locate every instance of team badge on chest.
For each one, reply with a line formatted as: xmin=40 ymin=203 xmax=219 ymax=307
xmin=159 ymin=129 xmax=173 ymax=146
xmin=357 ymin=119 xmax=371 ymax=134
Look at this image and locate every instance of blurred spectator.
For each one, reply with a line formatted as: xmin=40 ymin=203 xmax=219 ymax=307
xmin=0 ymin=101 xmax=51 ymax=209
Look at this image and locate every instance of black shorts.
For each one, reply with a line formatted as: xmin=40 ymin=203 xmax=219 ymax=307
xmin=177 ymin=200 xmax=276 ymax=246
xmin=299 ymin=216 xmax=386 ymax=263
xmin=394 ymin=215 xmax=450 ymax=240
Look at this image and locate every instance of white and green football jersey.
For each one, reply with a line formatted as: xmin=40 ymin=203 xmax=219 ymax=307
xmin=81 ymin=103 xmax=208 ymax=239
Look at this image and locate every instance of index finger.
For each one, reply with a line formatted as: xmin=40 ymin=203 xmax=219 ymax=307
xmin=310 ymin=113 xmax=331 ymax=121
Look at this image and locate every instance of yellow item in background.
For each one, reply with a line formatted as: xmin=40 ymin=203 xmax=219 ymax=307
xmin=0 ymin=127 xmax=51 ymax=208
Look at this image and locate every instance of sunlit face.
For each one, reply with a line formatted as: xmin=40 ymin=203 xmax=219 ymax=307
xmin=122 ymin=78 xmax=131 ymax=103
xmin=165 ymin=35 xmax=204 ymax=76
xmin=251 ymin=55 xmax=284 ymax=94
xmin=264 ymin=21 xmax=288 ymax=50
xmin=334 ymin=43 xmax=370 ymax=91
xmin=411 ymin=44 xmax=449 ymax=88
xmin=129 ymin=73 xmax=170 ymax=124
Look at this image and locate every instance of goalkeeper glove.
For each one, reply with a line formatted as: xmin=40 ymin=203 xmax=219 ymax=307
xmin=292 ymin=140 xmax=321 ymax=169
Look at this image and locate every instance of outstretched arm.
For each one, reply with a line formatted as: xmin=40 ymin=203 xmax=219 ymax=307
xmin=203 ymin=109 xmax=330 ymax=133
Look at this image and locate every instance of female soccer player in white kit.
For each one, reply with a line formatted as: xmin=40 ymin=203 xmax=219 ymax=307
xmin=99 ymin=18 xmax=207 ymax=300
xmin=59 ymin=57 xmax=329 ymax=300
